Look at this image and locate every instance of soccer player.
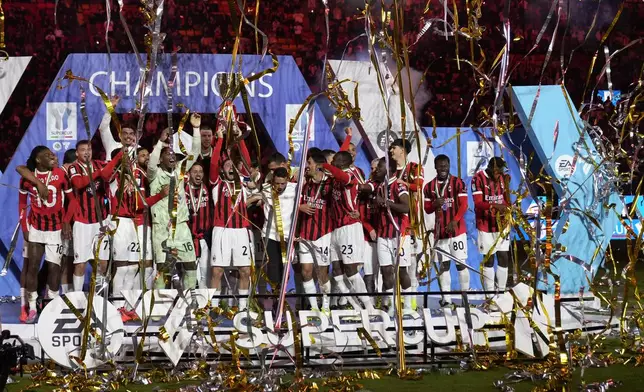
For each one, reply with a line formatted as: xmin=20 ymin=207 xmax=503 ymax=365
xmin=186 ymin=161 xmax=212 ymax=289
xmin=471 ymin=156 xmax=511 ymax=297
xmin=98 ymin=96 xmax=138 ymax=161
xmin=209 ymin=125 xmax=255 ymax=310
xmin=296 ymin=151 xmax=333 ymax=311
xmin=17 ymin=146 xmax=74 ymax=323
xmin=68 ymin=140 xmax=119 ymax=291
xmin=148 ymin=114 xmax=202 ymax=290
xmin=323 ymin=151 xmax=374 ymax=311
xmin=359 ymin=158 xmax=381 ymax=295
xmin=108 ymin=148 xmax=166 ymax=301
xmin=423 ymin=155 xmax=469 ymax=306
xmin=389 ymin=138 xmax=424 ymax=307
xmin=370 ymin=158 xmax=413 ymax=315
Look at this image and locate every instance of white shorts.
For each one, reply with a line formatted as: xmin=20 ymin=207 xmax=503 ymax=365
xmin=73 ymin=220 xmax=110 ymax=263
xmin=28 ymin=227 xmax=63 ymax=266
xmin=112 ymin=218 xmax=153 ymax=262
xmin=477 ymin=230 xmax=510 ymax=254
xmin=297 ymin=232 xmax=332 ymax=267
xmin=377 ymin=236 xmax=411 ymax=268
xmin=435 ymin=233 xmax=468 ymax=265
xmin=252 ymin=228 xmax=265 ymax=261
xmin=330 ymin=222 xmax=365 ymax=265
xmin=362 ymin=241 xmax=378 ymax=275
xmin=211 ymin=227 xmax=253 ymax=268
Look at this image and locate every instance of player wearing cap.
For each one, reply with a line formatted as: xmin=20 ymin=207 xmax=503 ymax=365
xmin=424 ymin=155 xmax=469 ymax=306
xmin=471 ymin=156 xmax=511 ymax=298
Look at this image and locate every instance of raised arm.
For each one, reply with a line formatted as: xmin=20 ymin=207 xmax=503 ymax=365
xmin=184 ymin=113 xmax=202 ymax=172
xmin=99 ymin=96 xmax=121 ymax=160
xmin=339 ymin=127 xmax=352 ymax=151
xmin=209 ymin=136 xmax=224 ymax=185
xmin=148 ymin=128 xmax=170 ymax=181
xmin=322 ymin=163 xmax=351 ymax=184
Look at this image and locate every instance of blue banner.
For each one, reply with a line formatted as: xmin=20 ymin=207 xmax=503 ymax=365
xmin=0 ymin=53 xmax=340 ymax=296
xmin=512 ymin=86 xmax=622 ymax=293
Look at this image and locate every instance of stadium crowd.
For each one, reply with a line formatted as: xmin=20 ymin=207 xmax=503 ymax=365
xmin=0 ymin=0 xmax=642 ymax=171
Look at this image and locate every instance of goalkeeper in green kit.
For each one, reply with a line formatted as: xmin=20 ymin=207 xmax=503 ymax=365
xmin=148 ymin=113 xmax=202 ymax=289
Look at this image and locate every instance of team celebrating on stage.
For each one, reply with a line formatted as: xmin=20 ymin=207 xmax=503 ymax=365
xmin=15 ymin=105 xmax=512 ymax=323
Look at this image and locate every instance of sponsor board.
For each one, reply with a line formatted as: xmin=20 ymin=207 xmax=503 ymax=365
xmin=39 ymin=284 xmax=559 ymax=368
xmin=37 ymin=292 xmax=124 ymax=368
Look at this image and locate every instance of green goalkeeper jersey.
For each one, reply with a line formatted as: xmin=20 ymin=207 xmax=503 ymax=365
xmin=148 ymin=130 xmax=201 ymax=226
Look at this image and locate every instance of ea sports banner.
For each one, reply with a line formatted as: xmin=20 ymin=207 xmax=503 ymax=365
xmin=512 ymin=86 xmax=622 ymax=293
xmin=0 ymin=53 xmax=335 ymax=296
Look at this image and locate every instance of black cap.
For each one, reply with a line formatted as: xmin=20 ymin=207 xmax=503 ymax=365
xmin=390 ymin=138 xmax=412 ymax=154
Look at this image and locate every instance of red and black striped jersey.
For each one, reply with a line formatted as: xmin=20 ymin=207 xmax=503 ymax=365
xmin=375 ymin=178 xmax=410 ymax=238
xmin=68 ymin=160 xmax=110 ymax=224
xmin=185 ymin=183 xmax=212 ymax=237
xmin=424 ymin=176 xmax=468 ymax=239
xmin=349 ymin=166 xmax=366 ymax=184
xmin=358 ymin=188 xmax=377 ymax=242
xmin=110 ymin=165 xmax=151 ymax=226
xmin=395 ymin=162 xmax=424 ymax=192
xmin=19 ymin=168 xmax=72 ymax=231
xmin=211 ymin=178 xmax=250 ymax=228
xmin=61 ymin=165 xmax=76 ymax=224
xmin=328 ymin=168 xmax=361 ymax=228
xmin=298 ymin=176 xmax=333 ymax=241
xmin=471 ymin=170 xmax=509 ymax=233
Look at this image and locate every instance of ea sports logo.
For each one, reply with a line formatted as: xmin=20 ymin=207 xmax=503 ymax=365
xmin=554 ymin=155 xmax=576 ymax=178
xmin=37 ymin=292 xmax=124 ymax=368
